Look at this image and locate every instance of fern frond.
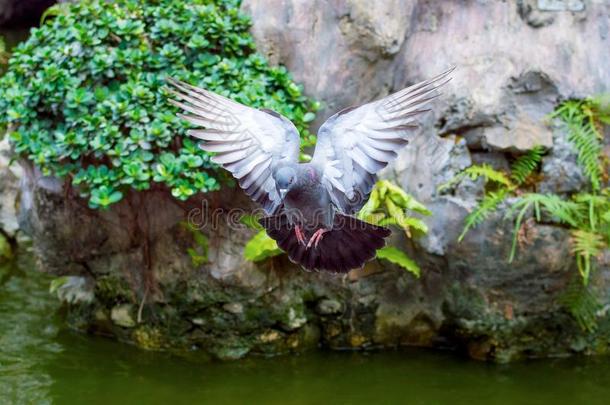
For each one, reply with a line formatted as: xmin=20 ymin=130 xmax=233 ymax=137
xmin=506 ymin=193 xmax=583 ymax=261
xmin=358 ymin=186 xmax=381 ymax=220
xmin=571 ymin=229 xmax=604 ymax=257
xmin=573 ymin=193 xmax=610 ymax=231
xmin=589 ymin=94 xmax=610 ymax=124
xmin=244 ymin=230 xmax=282 ymax=262
xmin=376 ymin=246 xmax=421 ymax=277
xmin=465 ymin=164 xmax=513 ymax=187
xmin=559 ymin=280 xmax=601 ymax=332
xmin=383 ymin=198 xmax=429 ymax=234
xmin=554 ymin=99 xmax=604 ymax=191
xmin=510 ymin=146 xmax=545 ymax=185
xmin=384 ymin=180 xmax=431 ymax=215
xmin=458 ymin=189 xmax=508 ymax=241
xmin=571 ymin=229 xmax=605 ymax=283
xmin=507 ymin=193 xmax=582 ymax=227
xmin=439 ymin=164 xmax=513 ymax=192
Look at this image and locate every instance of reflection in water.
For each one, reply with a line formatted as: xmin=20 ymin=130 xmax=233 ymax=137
xmin=0 ymin=257 xmax=59 ymax=404
xmin=1 ymin=256 xmax=610 ymax=405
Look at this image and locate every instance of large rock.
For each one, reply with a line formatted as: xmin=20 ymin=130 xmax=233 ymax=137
xmin=243 ymin=0 xmax=609 ymax=151
xmin=538 ymin=119 xmax=591 ymax=194
xmin=18 ymin=0 xmax=610 ymax=362
xmin=0 ymin=137 xmax=21 ymax=239
xmin=21 ymin=158 xmax=610 ymax=362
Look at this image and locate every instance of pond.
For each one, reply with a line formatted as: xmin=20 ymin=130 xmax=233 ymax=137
xmin=2 ymin=255 xmax=610 ymax=405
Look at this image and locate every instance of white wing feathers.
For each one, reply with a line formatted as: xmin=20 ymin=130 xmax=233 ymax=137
xmin=166 ymin=78 xmax=300 ymax=214
xmin=311 ymin=67 xmax=454 ymax=214
xmin=168 ymin=67 xmax=452 ymax=216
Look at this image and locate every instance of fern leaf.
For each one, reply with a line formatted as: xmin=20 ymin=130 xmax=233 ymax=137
xmin=244 ymin=230 xmax=282 ymax=262
xmin=571 ymin=229 xmax=605 ymax=283
xmin=359 ymin=212 xmax=386 ymax=226
xmin=439 ymin=164 xmax=513 ymax=192
xmin=507 ymin=193 xmax=582 ymax=227
xmin=554 ymin=99 xmax=604 ymax=191
xmin=376 ymin=246 xmax=420 ymax=277
xmin=559 ymin=280 xmax=600 ymax=332
xmin=384 ymin=181 xmax=431 ymax=215
xmin=506 ymin=193 xmax=582 ymax=262
xmin=358 ymin=186 xmax=381 ymax=220
xmin=379 ymin=216 xmax=428 ymax=234
xmin=464 ymin=164 xmax=513 ymax=187
xmin=239 ymin=214 xmax=263 ymax=230
xmin=458 ymin=189 xmax=508 ymax=241
xmin=510 ymin=146 xmax=545 ymax=185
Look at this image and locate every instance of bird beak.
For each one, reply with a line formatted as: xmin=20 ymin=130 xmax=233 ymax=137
xmin=279 ymin=188 xmax=288 ymax=199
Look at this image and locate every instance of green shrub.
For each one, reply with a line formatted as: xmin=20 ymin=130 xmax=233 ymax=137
xmin=0 ymin=0 xmax=317 ymax=208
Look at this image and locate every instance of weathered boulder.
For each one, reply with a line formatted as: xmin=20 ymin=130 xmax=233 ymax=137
xmin=243 ymin=0 xmax=609 ymax=150
xmin=538 ymin=120 xmax=591 ymax=194
xmin=21 ymin=156 xmax=610 ymax=362
xmin=0 ymin=137 xmax=20 ymax=249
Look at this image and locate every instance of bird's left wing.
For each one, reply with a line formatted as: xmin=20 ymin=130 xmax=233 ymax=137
xmin=166 ymin=78 xmax=300 ymax=214
xmin=311 ymin=67 xmax=453 ymax=214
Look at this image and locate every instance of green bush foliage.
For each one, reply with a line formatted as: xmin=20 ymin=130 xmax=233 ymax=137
xmin=0 ymin=0 xmax=317 ymax=209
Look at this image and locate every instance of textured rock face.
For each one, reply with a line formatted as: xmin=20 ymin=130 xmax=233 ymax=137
xmin=0 ymin=138 xmax=20 ymax=240
xmin=243 ymin=0 xmax=609 ymax=150
xmin=22 ymin=161 xmax=610 ymax=362
xmin=18 ymin=0 xmax=610 ymax=361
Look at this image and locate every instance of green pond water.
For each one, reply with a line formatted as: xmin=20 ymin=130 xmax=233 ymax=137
xmin=2 ymin=255 xmax=610 ymax=405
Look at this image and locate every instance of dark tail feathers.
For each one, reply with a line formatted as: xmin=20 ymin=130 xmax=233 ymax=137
xmin=259 ymin=213 xmax=390 ymax=274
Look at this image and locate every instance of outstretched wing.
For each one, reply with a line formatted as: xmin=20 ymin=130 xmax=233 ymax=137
xmin=166 ymin=78 xmax=300 ymax=214
xmin=311 ymin=67 xmax=454 ymax=214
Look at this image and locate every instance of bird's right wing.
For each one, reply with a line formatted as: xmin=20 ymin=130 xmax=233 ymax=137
xmin=311 ymin=68 xmax=453 ymax=214
xmin=166 ymin=78 xmax=300 ymax=214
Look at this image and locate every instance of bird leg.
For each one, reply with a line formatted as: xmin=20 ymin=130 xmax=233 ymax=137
xmin=306 ymin=228 xmax=329 ymax=250
xmin=294 ymin=225 xmax=307 ymax=246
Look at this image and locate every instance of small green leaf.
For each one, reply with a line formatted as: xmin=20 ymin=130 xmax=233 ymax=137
xmin=240 ymin=214 xmax=263 ymax=230
xmin=302 ymin=112 xmax=315 ymax=123
xmin=244 ymin=230 xmax=282 ymax=262
xmin=376 ymin=246 xmax=420 ymax=277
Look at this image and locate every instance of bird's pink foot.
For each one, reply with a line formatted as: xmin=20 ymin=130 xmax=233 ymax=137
xmin=294 ymin=225 xmax=307 ymax=246
xmin=306 ymin=228 xmax=328 ymax=249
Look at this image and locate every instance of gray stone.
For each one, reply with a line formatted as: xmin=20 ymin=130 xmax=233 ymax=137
xmin=316 ymin=299 xmax=343 ymax=315
xmin=389 ymin=134 xmax=472 ymax=202
xmin=111 ymin=304 xmax=136 ymax=328
xmin=415 ymin=197 xmax=470 ymax=256
xmin=537 ymin=0 xmax=585 ymax=12
xmin=52 ymin=276 xmax=94 ymax=305
xmin=0 ymin=137 xmax=21 ymax=238
xmin=223 ymin=302 xmax=244 ymax=314
xmin=538 ymin=120 xmax=590 ymax=194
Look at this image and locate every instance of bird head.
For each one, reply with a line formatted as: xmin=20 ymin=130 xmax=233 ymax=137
xmin=273 ymin=166 xmax=297 ymax=199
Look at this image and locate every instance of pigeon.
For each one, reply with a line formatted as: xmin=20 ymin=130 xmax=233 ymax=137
xmin=166 ymin=67 xmax=453 ymax=273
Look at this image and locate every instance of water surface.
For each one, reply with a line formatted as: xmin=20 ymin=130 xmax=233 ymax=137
xmin=1 ymin=256 xmax=609 ymax=405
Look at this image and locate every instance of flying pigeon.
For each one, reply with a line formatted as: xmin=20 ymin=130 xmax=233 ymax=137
xmin=166 ymin=67 xmax=453 ymax=273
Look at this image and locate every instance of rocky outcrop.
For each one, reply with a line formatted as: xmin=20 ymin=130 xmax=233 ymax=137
xmin=0 ymin=138 xmax=20 ymax=238
xmin=0 ymin=137 xmax=20 ymax=261
xmin=243 ymin=0 xmax=609 ymax=151
xmin=21 ymin=158 xmax=610 ymax=362
xmin=18 ymin=0 xmax=610 ymax=361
